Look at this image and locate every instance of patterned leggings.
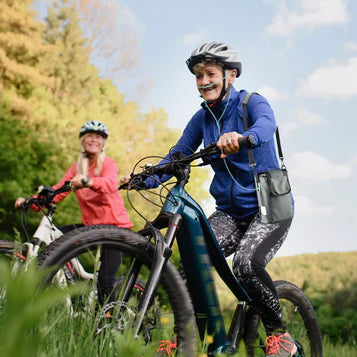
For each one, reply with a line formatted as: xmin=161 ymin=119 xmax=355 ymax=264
xmin=208 ymin=211 xmax=293 ymax=334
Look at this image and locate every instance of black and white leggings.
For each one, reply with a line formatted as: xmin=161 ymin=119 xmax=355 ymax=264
xmin=208 ymin=211 xmax=293 ymax=334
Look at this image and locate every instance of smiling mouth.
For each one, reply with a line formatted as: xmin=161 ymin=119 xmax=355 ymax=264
xmin=202 ymin=86 xmax=216 ymax=92
xmin=87 ymin=144 xmax=101 ymax=149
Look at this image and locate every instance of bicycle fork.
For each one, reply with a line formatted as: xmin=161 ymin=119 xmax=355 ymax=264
xmin=125 ymin=214 xmax=182 ymax=338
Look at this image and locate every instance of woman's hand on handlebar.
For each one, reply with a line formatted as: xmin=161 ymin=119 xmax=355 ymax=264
xmin=71 ymin=174 xmax=91 ymax=189
xmin=217 ymin=131 xmax=243 ymax=158
xmin=14 ymin=196 xmax=36 ymax=210
xmin=14 ymin=197 xmax=26 ymax=209
xmin=119 ymin=173 xmax=133 ymax=189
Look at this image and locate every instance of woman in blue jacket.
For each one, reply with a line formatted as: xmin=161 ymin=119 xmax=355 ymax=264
xmin=184 ymin=42 xmax=296 ymax=357
xmin=124 ymin=41 xmax=296 ymax=357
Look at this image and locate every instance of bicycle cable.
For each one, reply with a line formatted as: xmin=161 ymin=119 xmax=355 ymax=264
xmin=124 ymin=156 xmax=179 ymax=226
xmin=203 ymin=90 xmax=256 ymax=193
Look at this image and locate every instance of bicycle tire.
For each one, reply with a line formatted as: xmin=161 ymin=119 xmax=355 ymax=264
xmin=0 ymin=239 xmax=28 ymax=265
xmin=0 ymin=240 xmax=16 ymax=255
xmin=0 ymin=240 xmax=27 ymax=300
xmin=39 ymin=225 xmax=197 ymax=356
xmin=244 ymin=279 xmax=323 ymax=357
xmin=0 ymin=240 xmax=15 ymax=250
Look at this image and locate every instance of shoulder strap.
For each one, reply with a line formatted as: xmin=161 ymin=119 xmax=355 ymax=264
xmin=242 ymin=92 xmax=255 ymax=131
xmin=242 ymin=92 xmax=285 ymax=166
xmin=275 ymin=127 xmax=284 ymax=163
xmin=242 ymin=92 xmax=257 ymax=167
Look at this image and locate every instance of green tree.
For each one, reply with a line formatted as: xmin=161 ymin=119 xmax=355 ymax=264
xmin=0 ymin=0 xmax=55 ymax=117
xmin=0 ymin=103 xmax=72 ymax=239
xmin=43 ymin=1 xmax=98 ymax=100
xmin=39 ymin=0 xmax=210 ymax=229
xmin=0 ymin=0 xmax=210 ymax=240
xmin=0 ymin=0 xmax=80 ymax=236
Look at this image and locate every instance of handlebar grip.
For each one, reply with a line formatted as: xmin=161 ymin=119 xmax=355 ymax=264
xmin=81 ymin=177 xmax=89 ymax=185
xmin=119 ymin=175 xmax=146 ymax=191
xmin=118 ymin=183 xmax=128 ymax=190
xmin=238 ymin=134 xmax=255 ymax=148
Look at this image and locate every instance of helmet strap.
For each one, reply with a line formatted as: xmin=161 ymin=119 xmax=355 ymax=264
xmin=82 ymin=150 xmax=93 ymax=159
xmin=203 ymin=85 xmax=232 ymax=124
xmin=218 ymin=76 xmax=227 ymax=102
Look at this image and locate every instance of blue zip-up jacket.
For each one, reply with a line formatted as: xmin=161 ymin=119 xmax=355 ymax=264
xmin=149 ymin=87 xmax=281 ymax=218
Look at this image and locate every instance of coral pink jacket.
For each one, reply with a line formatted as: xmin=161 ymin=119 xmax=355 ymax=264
xmin=52 ymin=157 xmax=133 ymax=228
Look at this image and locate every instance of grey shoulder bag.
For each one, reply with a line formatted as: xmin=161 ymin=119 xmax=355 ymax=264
xmin=242 ymin=92 xmax=294 ymax=224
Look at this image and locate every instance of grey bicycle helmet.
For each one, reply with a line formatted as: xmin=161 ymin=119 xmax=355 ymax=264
xmin=186 ymin=41 xmax=242 ymax=77
xmin=79 ymin=120 xmax=109 ymax=139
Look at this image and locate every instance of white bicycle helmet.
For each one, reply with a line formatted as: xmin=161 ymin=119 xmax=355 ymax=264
xmin=186 ymin=41 xmax=242 ymax=77
xmin=79 ymin=120 xmax=109 ymax=139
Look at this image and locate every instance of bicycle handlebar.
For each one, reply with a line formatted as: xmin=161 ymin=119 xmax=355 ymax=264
xmin=122 ymin=135 xmax=254 ymax=190
xmin=20 ymin=181 xmax=73 ymax=211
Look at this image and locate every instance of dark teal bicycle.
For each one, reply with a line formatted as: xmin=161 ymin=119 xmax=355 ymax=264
xmin=39 ymin=138 xmax=322 ymax=356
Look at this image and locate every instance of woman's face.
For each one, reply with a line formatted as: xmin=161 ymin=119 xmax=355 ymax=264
xmin=82 ymin=133 xmax=105 ymax=155
xmin=194 ymin=64 xmax=225 ymax=102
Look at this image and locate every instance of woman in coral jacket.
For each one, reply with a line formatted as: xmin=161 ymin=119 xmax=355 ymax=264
xmin=15 ymin=120 xmax=133 ymax=305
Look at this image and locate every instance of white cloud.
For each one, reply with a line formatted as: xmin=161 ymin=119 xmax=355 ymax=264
xmin=351 ymin=155 xmax=357 ymax=165
xmin=293 ymin=194 xmax=334 ymax=216
xmin=283 ymin=122 xmax=300 ymax=135
xmin=350 ymin=155 xmax=357 ymax=177
xmin=277 ymin=39 xmax=294 ymax=56
xmin=295 ymin=108 xmax=325 ymax=126
xmin=296 ymin=57 xmax=357 ymax=98
xmin=289 ymin=151 xmax=352 ymax=182
xmin=344 ymin=42 xmax=357 ymax=52
xmin=183 ymin=28 xmax=209 ymax=46
xmin=282 ymin=107 xmax=325 ymax=134
xmin=267 ymin=0 xmax=349 ymax=37
xmin=256 ymin=85 xmax=287 ymax=101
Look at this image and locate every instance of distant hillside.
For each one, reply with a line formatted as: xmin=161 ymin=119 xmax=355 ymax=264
xmin=215 ymin=251 xmax=357 ymax=311
xmin=267 ymin=251 xmax=357 ymax=296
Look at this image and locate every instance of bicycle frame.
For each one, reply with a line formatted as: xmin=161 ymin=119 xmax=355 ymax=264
xmin=132 ymin=183 xmax=254 ymax=353
xmin=16 ymin=207 xmax=94 ymax=283
xmin=166 ymin=185 xmax=253 ymax=352
xmin=121 ymin=139 xmax=258 ymax=351
xmin=25 ymin=215 xmax=63 ymax=260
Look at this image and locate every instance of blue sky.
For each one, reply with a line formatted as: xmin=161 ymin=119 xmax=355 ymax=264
xmin=113 ymin=0 xmax=357 ymax=257
xmin=37 ymin=0 xmax=357 ymax=257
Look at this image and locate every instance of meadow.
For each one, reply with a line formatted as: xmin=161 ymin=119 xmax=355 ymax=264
xmin=0 ymin=251 xmax=356 ymax=356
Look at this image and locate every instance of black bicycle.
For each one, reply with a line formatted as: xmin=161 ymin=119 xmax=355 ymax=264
xmin=39 ymin=138 xmax=322 ymax=356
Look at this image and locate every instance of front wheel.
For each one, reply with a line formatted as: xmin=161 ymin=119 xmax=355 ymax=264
xmin=0 ymin=239 xmax=24 ymax=262
xmin=244 ymin=280 xmax=323 ymax=357
xmin=0 ymin=239 xmax=29 ymax=274
xmin=0 ymin=240 xmax=30 ymax=302
xmin=39 ymin=225 xmax=197 ymax=356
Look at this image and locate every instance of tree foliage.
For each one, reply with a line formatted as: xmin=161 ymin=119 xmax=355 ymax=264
xmin=0 ymin=0 xmax=55 ymax=117
xmin=0 ymin=102 xmax=71 ymax=239
xmin=0 ymin=0 xmax=209 ymax=238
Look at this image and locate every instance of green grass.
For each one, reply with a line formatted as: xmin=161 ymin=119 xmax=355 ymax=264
xmin=0 ymin=262 xmax=156 ymax=356
xmin=0 ymin=254 xmax=356 ymax=356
